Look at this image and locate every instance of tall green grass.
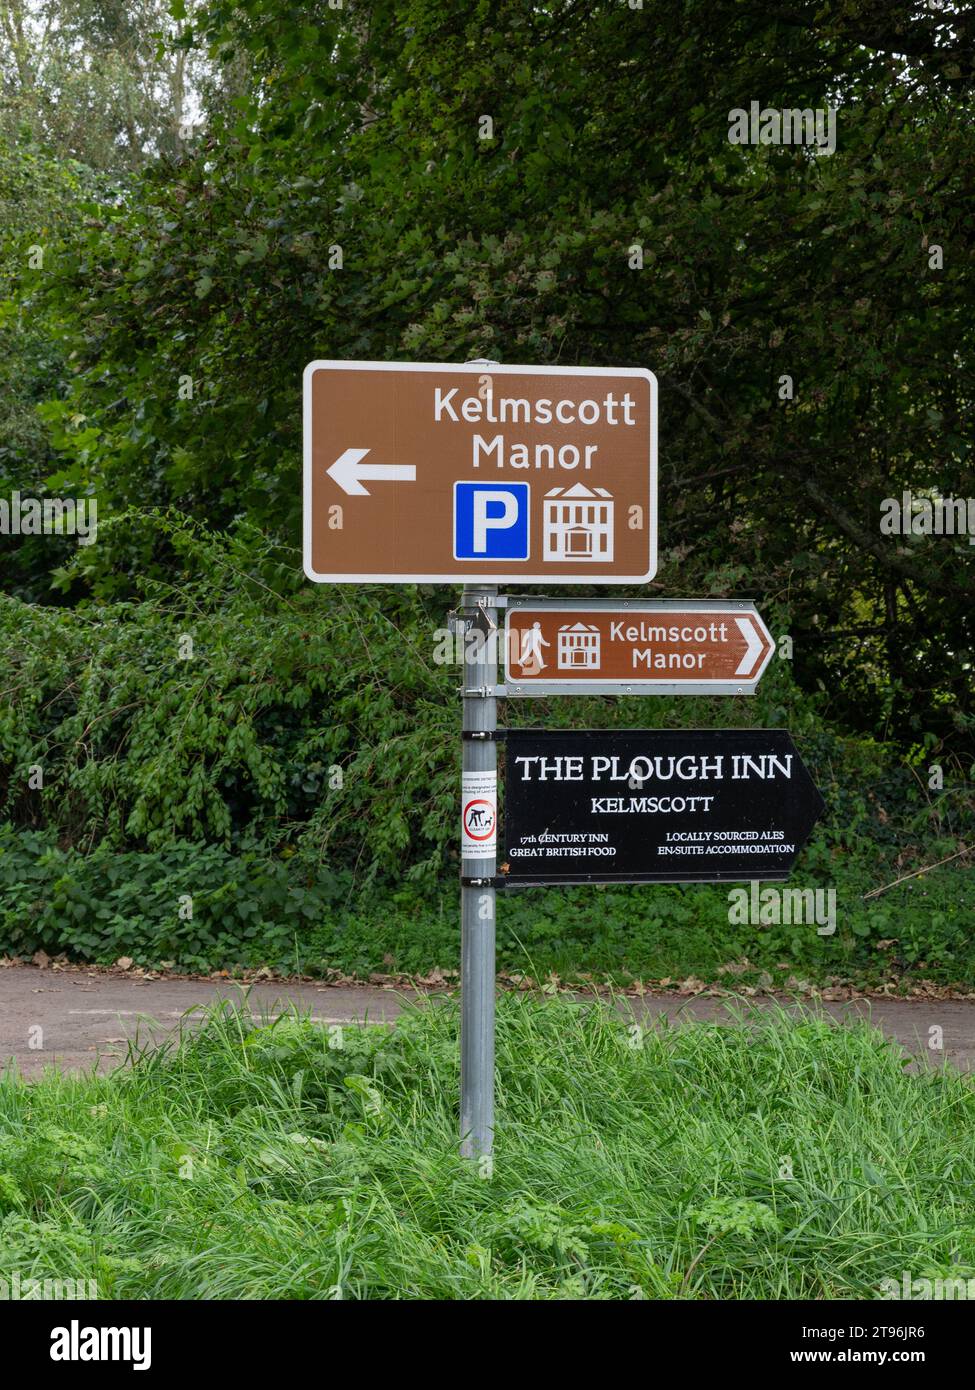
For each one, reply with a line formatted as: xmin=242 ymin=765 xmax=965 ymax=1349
xmin=1 ymin=997 xmax=973 ymax=1299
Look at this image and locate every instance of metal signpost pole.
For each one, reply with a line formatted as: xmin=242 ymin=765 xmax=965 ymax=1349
xmin=460 ymin=585 xmax=498 ymax=1160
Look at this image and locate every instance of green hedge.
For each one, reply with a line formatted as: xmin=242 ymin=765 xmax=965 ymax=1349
xmin=3 ymin=517 xmax=966 ymax=879
xmin=0 ymin=517 xmax=456 ymax=885
xmin=2 ymin=518 xmax=970 ymax=981
xmin=2 ymin=825 xmax=972 ymax=986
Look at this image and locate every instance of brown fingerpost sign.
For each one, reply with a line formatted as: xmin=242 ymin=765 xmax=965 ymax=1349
xmin=303 ymin=360 xmax=657 ymax=583
xmin=504 ymin=599 xmax=775 ymax=695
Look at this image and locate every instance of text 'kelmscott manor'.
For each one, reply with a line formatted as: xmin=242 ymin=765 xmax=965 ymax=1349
xmin=433 ymin=386 xmax=640 ymax=471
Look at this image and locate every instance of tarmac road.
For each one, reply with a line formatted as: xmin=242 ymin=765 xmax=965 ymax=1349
xmin=2 ymin=963 xmax=973 ymax=1079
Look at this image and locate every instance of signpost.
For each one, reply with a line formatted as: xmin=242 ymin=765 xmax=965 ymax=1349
xmin=504 ymin=599 xmax=774 ymax=695
xmin=303 ymin=360 xmax=657 ymax=583
xmin=503 ymin=729 xmax=825 ymax=885
xmin=301 ymin=356 xmax=825 ymax=1165
xmin=458 ymin=588 xmax=498 ymax=1161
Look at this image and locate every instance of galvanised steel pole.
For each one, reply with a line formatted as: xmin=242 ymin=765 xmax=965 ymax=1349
xmin=459 ymin=584 xmax=498 ymax=1160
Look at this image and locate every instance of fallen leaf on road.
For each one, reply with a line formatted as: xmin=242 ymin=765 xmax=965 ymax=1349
xmin=717 ymin=960 xmax=752 ymax=977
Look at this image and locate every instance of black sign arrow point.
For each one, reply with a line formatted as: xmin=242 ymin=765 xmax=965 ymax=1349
xmin=503 ymin=729 xmax=826 ymax=885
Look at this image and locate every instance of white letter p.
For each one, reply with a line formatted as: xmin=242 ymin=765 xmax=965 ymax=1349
xmin=473 ymin=489 xmax=518 ymax=553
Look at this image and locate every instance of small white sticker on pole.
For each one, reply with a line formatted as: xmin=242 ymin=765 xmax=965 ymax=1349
xmin=462 ymin=771 xmax=497 ymax=860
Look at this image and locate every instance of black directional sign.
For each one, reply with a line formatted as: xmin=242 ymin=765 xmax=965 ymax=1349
xmin=503 ymin=729 xmax=825 ymax=885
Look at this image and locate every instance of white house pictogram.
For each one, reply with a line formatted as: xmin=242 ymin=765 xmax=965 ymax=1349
xmin=557 ymin=622 xmax=601 ymax=669
xmin=543 ymin=484 xmax=614 ymax=562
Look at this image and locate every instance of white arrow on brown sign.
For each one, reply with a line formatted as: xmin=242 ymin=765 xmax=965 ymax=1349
xmin=326 ymin=448 xmax=417 ymax=496
xmin=504 ymin=599 xmax=776 ymax=696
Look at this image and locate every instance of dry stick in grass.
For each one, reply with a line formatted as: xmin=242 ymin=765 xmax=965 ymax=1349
xmin=681 ymin=1233 xmax=724 ymax=1294
xmin=862 ymin=845 xmax=972 ymax=901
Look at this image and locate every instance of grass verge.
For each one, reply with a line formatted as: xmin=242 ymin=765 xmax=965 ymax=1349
xmin=1 ymin=996 xmax=974 ymax=1299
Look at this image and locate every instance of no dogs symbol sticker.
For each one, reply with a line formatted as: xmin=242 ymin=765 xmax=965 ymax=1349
xmin=462 ymin=772 xmax=497 ymax=860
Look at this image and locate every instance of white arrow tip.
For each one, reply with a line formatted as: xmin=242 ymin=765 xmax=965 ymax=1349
xmin=327 ymin=447 xmax=372 ymax=496
xmin=734 ymin=615 xmax=765 ymax=678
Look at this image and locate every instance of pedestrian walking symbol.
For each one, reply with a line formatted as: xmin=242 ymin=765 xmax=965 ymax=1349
xmin=514 ymin=620 xmax=551 ymax=674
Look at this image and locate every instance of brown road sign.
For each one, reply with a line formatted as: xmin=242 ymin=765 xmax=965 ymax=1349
xmin=504 ymin=599 xmax=775 ymax=695
xmin=303 ymin=360 xmax=657 ymax=583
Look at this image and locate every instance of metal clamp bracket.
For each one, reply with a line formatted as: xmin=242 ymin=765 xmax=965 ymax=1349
xmin=451 ymin=596 xmax=508 ymax=619
xmin=461 ymin=729 xmax=507 ymax=742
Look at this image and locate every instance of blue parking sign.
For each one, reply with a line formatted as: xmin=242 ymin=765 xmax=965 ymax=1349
xmin=453 ymin=482 xmax=530 ymax=561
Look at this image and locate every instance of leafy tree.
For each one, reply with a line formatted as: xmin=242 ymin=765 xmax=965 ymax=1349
xmin=17 ymin=0 xmax=975 ymax=761
xmin=0 ymin=139 xmax=106 ymax=600
xmin=0 ymin=0 xmax=210 ymax=169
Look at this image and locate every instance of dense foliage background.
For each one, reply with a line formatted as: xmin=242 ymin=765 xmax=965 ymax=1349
xmin=1 ymin=0 xmax=972 ymax=980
